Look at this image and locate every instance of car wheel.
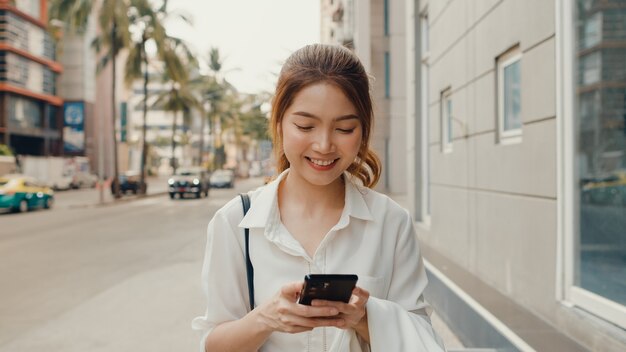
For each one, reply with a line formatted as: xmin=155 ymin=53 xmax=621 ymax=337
xmin=18 ymin=200 xmax=28 ymax=213
xmin=169 ymin=193 xmax=175 ymax=199
xmin=44 ymin=197 xmax=53 ymax=209
xmin=195 ymin=192 xmax=201 ymax=199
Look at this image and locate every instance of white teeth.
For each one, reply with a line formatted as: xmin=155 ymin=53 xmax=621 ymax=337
xmin=309 ymin=158 xmax=336 ymax=166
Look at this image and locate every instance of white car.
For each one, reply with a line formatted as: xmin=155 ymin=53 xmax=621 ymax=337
xmin=71 ymin=172 xmax=98 ymax=189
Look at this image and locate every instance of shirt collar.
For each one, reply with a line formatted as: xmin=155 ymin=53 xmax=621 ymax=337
xmin=238 ymin=169 xmax=374 ymax=229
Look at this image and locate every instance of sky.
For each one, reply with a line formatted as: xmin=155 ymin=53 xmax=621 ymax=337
xmin=165 ymin=0 xmax=321 ymax=94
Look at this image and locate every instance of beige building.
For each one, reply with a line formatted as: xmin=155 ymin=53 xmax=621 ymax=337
xmin=322 ymin=0 xmax=626 ymax=351
xmin=321 ymin=0 xmax=407 ymax=194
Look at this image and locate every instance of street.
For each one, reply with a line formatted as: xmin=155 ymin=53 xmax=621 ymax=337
xmin=0 ymin=177 xmax=264 ymax=351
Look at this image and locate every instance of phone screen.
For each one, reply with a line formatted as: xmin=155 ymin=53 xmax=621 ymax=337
xmin=298 ymin=274 xmax=358 ymax=305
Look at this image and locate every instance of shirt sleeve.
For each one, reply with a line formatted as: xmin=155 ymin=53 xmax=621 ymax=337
xmin=191 ymin=207 xmax=250 ymax=350
xmin=366 ymin=208 xmax=446 ymax=351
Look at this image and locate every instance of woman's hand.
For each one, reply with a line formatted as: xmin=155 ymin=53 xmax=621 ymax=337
xmin=255 ymin=281 xmax=346 ymax=334
xmin=310 ymin=286 xmax=370 ymax=342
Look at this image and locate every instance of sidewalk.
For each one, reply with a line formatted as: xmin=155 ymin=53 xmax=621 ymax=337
xmin=55 ymin=175 xmax=171 ymax=209
xmin=385 ymin=192 xmax=466 ymax=351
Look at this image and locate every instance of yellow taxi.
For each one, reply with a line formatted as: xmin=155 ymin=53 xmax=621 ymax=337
xmin=581 ymin=170 xmax=626 ymax=206
xmin=0 ymin=174 xmax=54 ymax=213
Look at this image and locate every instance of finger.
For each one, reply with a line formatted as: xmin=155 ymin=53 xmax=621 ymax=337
xmin=292 ymin=303 xmax=340 ymax=318
xmin=311 ymin=299 xmax=348 ymax=312
xmin=349 ymin=287 xmax=370 ymax=305
xmin=353 ymin=286 xmax=370 ymax=298
xmin=282 ymin=313 xmax=345 ymax=329
xmin=280 ymin=281 xmax=304 ymax=298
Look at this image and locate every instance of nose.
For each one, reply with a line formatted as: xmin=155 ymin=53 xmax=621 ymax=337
xmin=312 ymin=130 xmax=335 ymax=154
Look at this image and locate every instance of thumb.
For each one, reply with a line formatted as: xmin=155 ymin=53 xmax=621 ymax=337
xmin=281 ymin=281 xmax=304 ymax=299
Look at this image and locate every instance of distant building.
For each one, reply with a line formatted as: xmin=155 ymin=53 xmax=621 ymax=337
xmin=56 ymin=6 xmax=96 ymax=166
xmin=127 ymin=67 xmax=198 ymax=175
xmin=321 ymin=0 xmax=407 ymax=195
xmin=0 ymin=0 xmax=63 ymax=156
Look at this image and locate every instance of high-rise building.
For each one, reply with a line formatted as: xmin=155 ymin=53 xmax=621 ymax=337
xmin=321 ymin=0 xmax=407 ymax=195
xmin=0 ymin=0 xmax=63 ymax=156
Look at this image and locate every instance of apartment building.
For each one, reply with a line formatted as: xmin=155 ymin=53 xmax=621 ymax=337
xmin=0 ymin=0 xmax=63 ymax=156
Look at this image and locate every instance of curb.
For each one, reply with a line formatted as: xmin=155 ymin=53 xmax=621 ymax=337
xmin=67 ymin=191 xmax=169 ymax=209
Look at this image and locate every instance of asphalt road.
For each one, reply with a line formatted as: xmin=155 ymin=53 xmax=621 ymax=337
xmin=0 ymin=177 xmax=264 ymax=352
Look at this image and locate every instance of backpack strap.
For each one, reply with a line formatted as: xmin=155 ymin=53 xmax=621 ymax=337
xmin=239 ymin=193 xmax=254 ymax=311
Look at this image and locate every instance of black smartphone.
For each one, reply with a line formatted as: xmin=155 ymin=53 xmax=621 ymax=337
xmin=298 ymin=274 xmax=358 ymax=305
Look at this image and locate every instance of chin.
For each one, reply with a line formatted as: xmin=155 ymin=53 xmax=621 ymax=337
xmin=303 ymin=169 xmax=347 ymax=187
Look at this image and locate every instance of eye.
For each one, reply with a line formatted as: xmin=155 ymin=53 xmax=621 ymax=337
xmin=336 ymin=128 xmax=356 ymax=134
xmin=294 ymin=124 xmax=313 ymax=131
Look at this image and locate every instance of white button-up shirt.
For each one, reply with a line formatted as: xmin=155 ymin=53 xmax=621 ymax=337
xmin=192 ymin=170 xmax=445 ymax=351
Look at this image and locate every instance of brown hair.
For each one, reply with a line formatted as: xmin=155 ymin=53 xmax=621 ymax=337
xmin=270 ymin=44 xmax=381 ymax=188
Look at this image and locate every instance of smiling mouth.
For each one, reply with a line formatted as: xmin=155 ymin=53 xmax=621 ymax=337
xmin=306 ymin=157 xmax=339 ymax=167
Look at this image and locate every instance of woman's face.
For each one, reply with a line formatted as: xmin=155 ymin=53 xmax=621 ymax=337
xmin=281 ymin=82 xmax=362 ymax=187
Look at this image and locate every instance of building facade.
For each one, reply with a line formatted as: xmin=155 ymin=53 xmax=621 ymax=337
xmin=321 ymin=0 xmax=408 ymax=194
xmin=56 ymin=12 xmax=96 ymax=164
xmin=404 ymin=0 xmax=625 ymax=351
xmin=127 ymin=72 xmax=198 ymax=175
xmin=0 ymin=0 xmax=63 ymax=156
xmin=322 ymin=0 xmax=626 ymax=350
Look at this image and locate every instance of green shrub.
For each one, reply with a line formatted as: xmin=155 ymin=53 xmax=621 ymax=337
xmin=0 ymin=144 xmax=13 ymax=156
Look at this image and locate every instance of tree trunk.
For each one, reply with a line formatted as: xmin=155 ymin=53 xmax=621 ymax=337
xmin=111 ymin=19 xmax=121 ymax=199
xmin=171 ymin=110 xmax=178 ymax=174
xmin=198 ymin=112 xmax=206 ymax=167
xmin=140 ymin=36 xmax=148 ymax=194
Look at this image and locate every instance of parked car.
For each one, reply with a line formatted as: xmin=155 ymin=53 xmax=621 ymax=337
xmin=209 ymin=169 xmax=235 ymax=188
xmin=581 ymin=170 xmax=626 ymax=206
xmin=111 ymin=171 xmax=146 ymax=195
xmin=71 ymin=171 xmax=98 ymax=189
xmin=168 ymin=167 xmax=210 ymax=199
xmin=0 ymin=174 xmax=54 ymax=213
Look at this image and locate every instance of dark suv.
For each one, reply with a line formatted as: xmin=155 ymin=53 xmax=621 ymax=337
xmin=168 ymin=167 xmax=210 ymax=199
xmin=111 ymin=171 xmax=146 ymax=195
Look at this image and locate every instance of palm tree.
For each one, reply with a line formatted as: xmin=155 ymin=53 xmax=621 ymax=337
xmin=206 ymin=47 xmax=229 ymax=170
xmin=124 ymin=0 xmax=193 ymax=193
xmin=49 ymin=0 xmax=132 ymax=198
xmin=152 ymin=75 xmax=199 ymax=175
xmin=194 ymin=75 xmax=221 ymax=167
xmin=50 ymin=0 xmax=196 ymax=196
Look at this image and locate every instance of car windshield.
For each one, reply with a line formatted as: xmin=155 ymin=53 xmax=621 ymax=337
xmin=0 ymin=179 xmax=19 ymax=187
xmin=175 ymin=168 xmax=201 ymax=176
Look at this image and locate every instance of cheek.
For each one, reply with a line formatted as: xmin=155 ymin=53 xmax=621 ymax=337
xmin=282 ymin=126 xmax=309 ymax=155
xmin=344 ymin=134 xmax=363 ymax=157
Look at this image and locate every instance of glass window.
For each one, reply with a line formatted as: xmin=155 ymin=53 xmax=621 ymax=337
xmin=497 ymin=48 xmax=522 ymax=143
xmin=575 ymin=0 xmax=626 ymax=312
xmin=441 ymin=89 xmax=452 ymax=153
xmin=9 ymin=96 xmax=42 ymax=129
xmin=384 ymin=51 xmax=390 ymax=98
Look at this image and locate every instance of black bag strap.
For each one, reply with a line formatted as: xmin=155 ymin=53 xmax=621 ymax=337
xmin=239 ymin=193 xmax=254 ymax=311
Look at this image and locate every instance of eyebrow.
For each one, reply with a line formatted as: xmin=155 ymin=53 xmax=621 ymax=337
xmin=292 ymin=111 xmax=359 ymax=122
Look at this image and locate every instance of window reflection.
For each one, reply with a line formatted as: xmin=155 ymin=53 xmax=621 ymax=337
xmin=576 ymin=0 xmax=626 ymax=306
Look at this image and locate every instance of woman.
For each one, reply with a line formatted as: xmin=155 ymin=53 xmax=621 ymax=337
xmin=192 ymin=44 xmax=445 ymax=352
